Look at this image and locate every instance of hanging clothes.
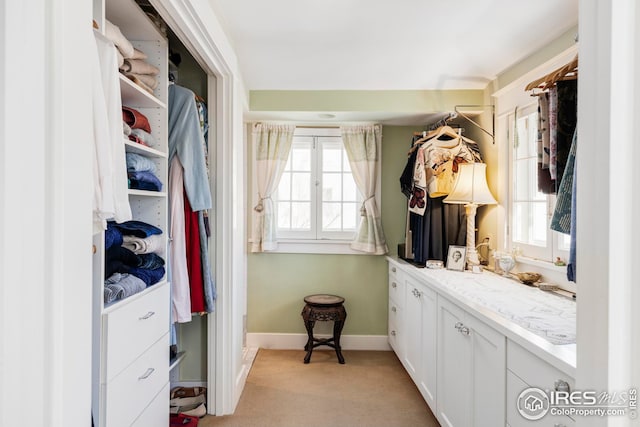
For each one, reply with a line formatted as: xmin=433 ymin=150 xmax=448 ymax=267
xmin=409 ymin=195 xmax=467 ymax=264
xmin=537 ymin=93 xmax=556 ymax=194
xmin=554 ymin=79 xmax=578 ymax=193
xmin=91 ymin=31 xmax=132 ymax=232
xmin=168 ymin=84 xmax=212 ymax=211
xmin=184 ymin=189 xmax=205 ymax=314
xmin=169 ymin=155 xmax=192 ymax=323
xmin=168 ymin=84 xmax=216 ymax=316
xmin=400 ymin=130 xmax=472 ymax=265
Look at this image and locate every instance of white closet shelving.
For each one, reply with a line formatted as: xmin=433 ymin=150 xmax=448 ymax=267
xmin=92 ymin=0 xmax=170 ymax=424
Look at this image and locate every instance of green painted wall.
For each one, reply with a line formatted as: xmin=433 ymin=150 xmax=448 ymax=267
xmin=250 ymin=90 xmax=484 ymax=113
xmin=247 ymin=126 xmax=416 ymax=335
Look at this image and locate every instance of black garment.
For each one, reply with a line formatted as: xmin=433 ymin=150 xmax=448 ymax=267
xmin=555 ymin=80 xmax=577 ymax=193
xmin=104 ymin=245 xmax=139 ymax=277
xmin=399 ymin=135 xmax=421 ymax=198
xmin=410 ymin=195 xmax=466 ymax=264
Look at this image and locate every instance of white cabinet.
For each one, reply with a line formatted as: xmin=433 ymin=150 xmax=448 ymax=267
xmin=92 ymin=0 xmax=170 ymax=425
xmin=387 ymin=258 xmax=577 ymax=427
xmin=436 ymin=295 xmax=506 ymax=427
xmin=506 ymin=340 xmax=575 ymax=427
xmin=403 ymin=275 xmax=437 ymax=411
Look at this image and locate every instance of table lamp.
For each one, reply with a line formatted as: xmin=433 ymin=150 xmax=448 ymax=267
xmin=443 ymin=162 xmax=497 ymax=270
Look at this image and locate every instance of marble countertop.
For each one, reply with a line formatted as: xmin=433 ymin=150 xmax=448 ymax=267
xmin=388 ymin=256 xmax=577 ymax=377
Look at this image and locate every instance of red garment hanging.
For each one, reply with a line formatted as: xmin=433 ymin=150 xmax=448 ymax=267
xmin=183 ymin=189 xmax=205 ymax=313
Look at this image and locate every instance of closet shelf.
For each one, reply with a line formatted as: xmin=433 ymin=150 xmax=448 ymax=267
xmin=127 ymin=189 xmax=167 ymax=198
xmin=124 ymin=140 xmax=167 ymax=158
xmin=169 ymin=351 xmax=187 ymax=371
xmin=106 ymin=0 xmax=165 ymax=41
xmin=120 ymin=74 xmax=166 ymax=109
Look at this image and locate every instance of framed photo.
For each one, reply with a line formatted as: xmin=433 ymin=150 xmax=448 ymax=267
xmin=446 ymin=245 xmax=466 ymax=271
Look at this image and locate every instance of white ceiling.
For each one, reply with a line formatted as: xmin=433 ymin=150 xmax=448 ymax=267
xmin=208 ymin=0 xmax=579 ymax=91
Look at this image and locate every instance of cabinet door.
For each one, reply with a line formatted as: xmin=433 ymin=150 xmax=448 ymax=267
xmin=437 ymin=297 xmax=471 ymax=427
xmin=467 ymin=313 xmax=506 ymax=426
xmin=418 ymin=285 xmax=437 ymax=412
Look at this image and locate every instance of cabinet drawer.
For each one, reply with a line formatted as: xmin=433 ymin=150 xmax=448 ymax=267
xmin=388 ymin=304 xmax=402 ymax=352
xmin=507 ymin=340 xmax=575 ymax=393
xmin=388 ymin=271 xmax=405 ymax=306
xmin=507 ymin=370 xmax=575 ymax=427
xmin=132 ymin=382 xmax=170 ymax=427
xmin=103 ymin=281 xmax=169 ymax=381
xmin=104 ymin=334 xmax=169 ymax=427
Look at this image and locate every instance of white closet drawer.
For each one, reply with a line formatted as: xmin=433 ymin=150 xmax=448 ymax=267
xmin=506 ymin=370 xmax=575 ymax=427
xmin=388 ymin=303 xmax=402 ymax=353
xmin=131 ymin=382 xmax=170 ymax=427
xmin=507 ymin=340 xmax=575 ymax=393
xmin=103 ymin=281 xmax=169 ymax=381
xmin=104 ymin=334 xmax=169 ymax=427
xmin=388 ymin=269 xmax=405 ymax=307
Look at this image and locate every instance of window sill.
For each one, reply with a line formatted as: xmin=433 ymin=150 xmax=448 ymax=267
xmin=262 ymin=239 xmax=370 ymax=255
xmin=514 ymin=255 xmax=576 ymax=293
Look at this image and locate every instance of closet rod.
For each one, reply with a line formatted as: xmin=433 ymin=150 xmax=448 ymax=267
xmin=454 ymin=104 xmax=495 ymax=144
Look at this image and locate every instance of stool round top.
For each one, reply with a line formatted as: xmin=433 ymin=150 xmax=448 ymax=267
xmin=304 ymin=294 xmax=345 ymax=307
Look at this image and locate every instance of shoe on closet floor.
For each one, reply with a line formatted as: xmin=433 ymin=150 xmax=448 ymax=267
xmin=171 ymin=386 xmax=207 ymax=399
xmin=170 ymin=393 xmax=206 ymax=408
xmin=180 ymin=402 xmax=206 ymax=418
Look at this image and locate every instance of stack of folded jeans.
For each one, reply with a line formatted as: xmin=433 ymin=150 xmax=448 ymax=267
xmin=104 ymin=220 xmax=166 ymax=304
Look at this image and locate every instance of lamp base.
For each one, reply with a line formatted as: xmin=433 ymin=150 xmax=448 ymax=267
xmin=464 ymin=203 xmax=480 ymax=271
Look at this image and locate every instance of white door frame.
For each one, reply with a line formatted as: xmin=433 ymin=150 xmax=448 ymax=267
xmin=150 ymin=0 xmax=247 ymax=416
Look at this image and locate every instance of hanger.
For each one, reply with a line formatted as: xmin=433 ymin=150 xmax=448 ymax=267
xmin=525 ymin=55 xmax=578 ymax=92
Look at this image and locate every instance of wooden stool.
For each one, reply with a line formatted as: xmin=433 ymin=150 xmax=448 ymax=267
xmin=301 ymin=294 xmax=347 ymax=364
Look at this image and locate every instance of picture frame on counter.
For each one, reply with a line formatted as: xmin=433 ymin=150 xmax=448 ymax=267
xmin=446 ymin=245 xmax=466 ymax=271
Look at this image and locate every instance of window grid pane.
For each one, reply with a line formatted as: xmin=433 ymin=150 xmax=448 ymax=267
xmin=275 ymin=130 xmax=365 ymax=240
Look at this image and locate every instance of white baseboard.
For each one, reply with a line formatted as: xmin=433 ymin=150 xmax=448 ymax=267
xmin=246 ymin=333 xmax=391 ymax=351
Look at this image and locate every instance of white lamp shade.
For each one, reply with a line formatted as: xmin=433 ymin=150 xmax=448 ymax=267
xmin=443 ymin=163 xmax=497 ymax=205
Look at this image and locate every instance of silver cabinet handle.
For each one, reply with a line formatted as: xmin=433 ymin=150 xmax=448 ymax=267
xmin=554 ymin=424 xmax=566 ymax=427
xmin=139 ymin=311 xmax=155 ymax=320
xmin=459 ymin=326 xmax=470 ymax=335
xmin=138 ymin=368 xmax=155 ymax=380
xmin=454 ymin=322 xmax=463 ymax=330
xmin=555 ymin=379 xmax=570 ymax=393
xmin=390 ymin=330 xmax=396 ymax=336
xmin=391 ymin=306 xmax=397 ymax=313
xmin=391 ymin=282 xmax=397 ymax=288
xmin=392 ymin=267 xmax=396 ymax=273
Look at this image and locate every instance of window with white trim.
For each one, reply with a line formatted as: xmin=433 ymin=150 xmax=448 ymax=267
xmin=508 ymin=105 xmax=570 ymax=263
xmin=275 ymin=127 xmax=363 ymax=244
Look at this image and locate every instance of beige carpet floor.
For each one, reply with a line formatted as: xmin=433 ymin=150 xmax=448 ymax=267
xmin=198 ymin=349 xmax=440 ymax=427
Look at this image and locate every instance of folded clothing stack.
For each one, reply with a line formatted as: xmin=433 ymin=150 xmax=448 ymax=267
xmin=104 ymin=19 xmax=160 ymax=95
xmin=126 ymin=152 xmax=162 ymax=191
xmin=103 ymin=220 xmax=166 ymax=303
xmin=122 ymin=106 xmax=159 ymax=148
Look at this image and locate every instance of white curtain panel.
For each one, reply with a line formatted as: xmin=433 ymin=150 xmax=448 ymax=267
xmin=341 ymin=125 xmax=388 ymax=255
xmin=250 ymin=123 xmax=295 ymax=252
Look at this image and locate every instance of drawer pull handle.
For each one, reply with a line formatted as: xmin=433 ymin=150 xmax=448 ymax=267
xmin=454 ymin=322 xmax=463 ymax=330
xmin=390 ymin=330 xmax=396 ymax=336
xmin=459 ymin=326 xmax=470 ymax=336
xmin=138 ymin=368 xmax=155 ymax=380
xmin=392 ymin=267 xmax=396 ymax=273
xmin=554 ymin=379 xmax=570 ymax=393
xmin=139 ymin=311 xmax=155 ymax=320
xmin=391 ymin=306 xmax=397 ymax=313
xmin=391 ymin=282 xmax=397 ymax=288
